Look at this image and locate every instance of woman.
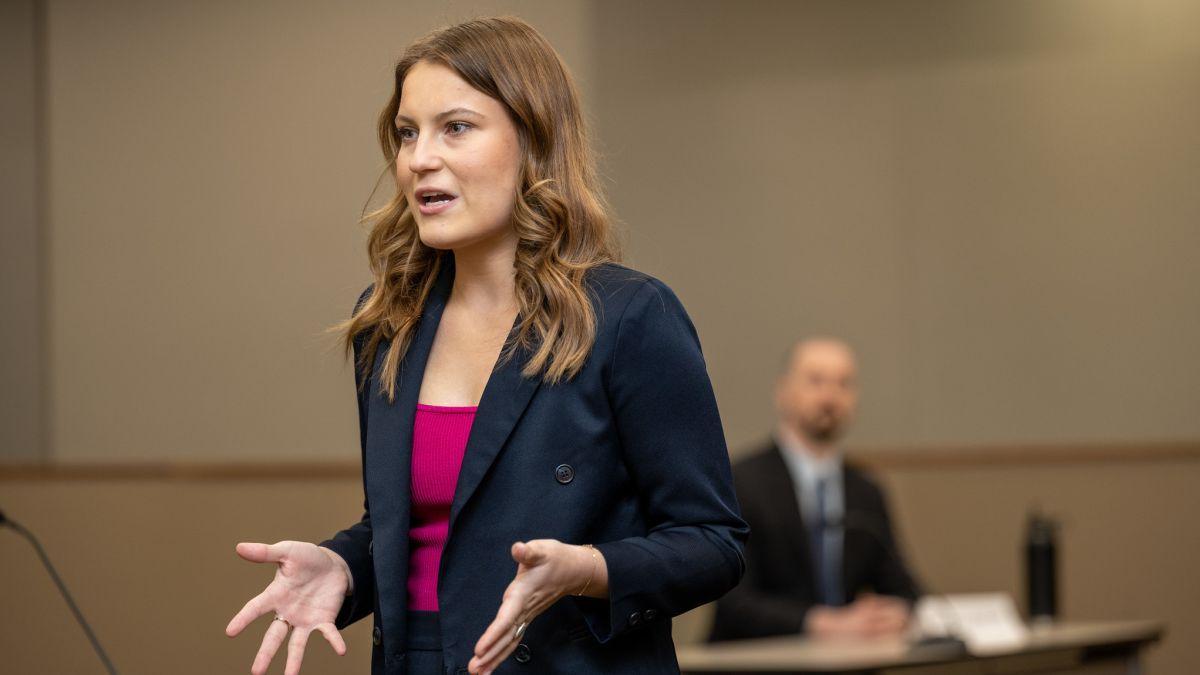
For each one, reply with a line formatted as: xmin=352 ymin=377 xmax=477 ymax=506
xmin=226 ymin=17 xmax=746 ymax=675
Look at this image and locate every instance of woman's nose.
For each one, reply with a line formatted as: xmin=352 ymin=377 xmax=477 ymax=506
xmin=407 ymin=136 xmax=443 ymax=173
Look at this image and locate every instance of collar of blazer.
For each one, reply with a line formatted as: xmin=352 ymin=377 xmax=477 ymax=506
xmin=365 ymin=256 xmax=544 ymax=538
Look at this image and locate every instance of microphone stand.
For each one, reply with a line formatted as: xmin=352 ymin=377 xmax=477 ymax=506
xmin=834 ymin=511 xmax=969 ymax=655
xmin=1 ymin=508 xmax=120 ymax=675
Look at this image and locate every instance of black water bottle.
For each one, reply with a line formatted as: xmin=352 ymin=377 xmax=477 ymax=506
xmin=1025 ymin=510 xmax=1058 ymax=622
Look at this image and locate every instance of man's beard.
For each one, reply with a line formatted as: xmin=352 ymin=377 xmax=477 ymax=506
xmin=801 ymin=411 xmax=843 ymax=444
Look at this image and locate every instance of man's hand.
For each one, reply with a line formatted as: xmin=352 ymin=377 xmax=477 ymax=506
xmin=804 ymin=593 xmax=910 ymax=638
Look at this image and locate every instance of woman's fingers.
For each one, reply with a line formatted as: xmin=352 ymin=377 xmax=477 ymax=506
xmin=471 ymin=611 xmax=515 ymax=666
xmin=474 ymin=619 xmax=516 ymax=669
xmin=251 ymin=618 xmax=289 ymax=675
xmin=510 ymin=539 xmax=548 ymax=566
xmin=470 ymin=540 xmax=573 ymax=673
xmin=473 ymin=632 xmax=521 ymax=674
xmin=236 ymin=541 xmax=289 ymax=564
xmin=226 ymin=589 xmax=273 ymax=637
xmin=510 ymin=541 xmax=529 ymax=563
xmin=315 ymin=622 xmax=347 ymax=656
xmin=284 ymin=625 xmax=311 ymax=675
xmin=472 ymin=586 xmax=525 ymax=661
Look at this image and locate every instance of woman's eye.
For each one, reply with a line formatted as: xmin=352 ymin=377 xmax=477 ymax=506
xmin=396 ymin=127 xmax=416 ymax=142
xmin=446 ymin=121 xmax=471 ymax=135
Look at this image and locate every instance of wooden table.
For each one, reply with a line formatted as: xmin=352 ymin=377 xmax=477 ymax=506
xmin=676 ymin=620 xmax=1164 ymax=675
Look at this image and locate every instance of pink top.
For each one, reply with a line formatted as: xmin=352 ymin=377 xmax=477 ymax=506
xmin=408 ymin=403 xmax=476 ymax=612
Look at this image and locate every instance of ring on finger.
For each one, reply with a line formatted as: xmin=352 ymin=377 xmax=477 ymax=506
xmin=274 ymin=615 xmax=292 ymax=628
xmin=513 ymin=621 xmax=528 ymax=640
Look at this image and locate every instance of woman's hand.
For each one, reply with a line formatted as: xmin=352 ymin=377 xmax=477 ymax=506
xmin=469 ymin=539 xmax=607 ymax=675
xmin=225 ymin=541 xmax=351 ymax=675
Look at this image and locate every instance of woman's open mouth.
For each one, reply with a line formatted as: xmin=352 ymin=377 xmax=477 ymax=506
xmin=414 ymin=189 xmax=458 ymax=215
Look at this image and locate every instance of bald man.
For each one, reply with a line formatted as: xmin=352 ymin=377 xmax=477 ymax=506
xmin=710 ymin=338 xmax=921 ymax=642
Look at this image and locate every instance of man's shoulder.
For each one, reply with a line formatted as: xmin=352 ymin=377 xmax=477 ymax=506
xmin=733 ymin=442 xmax=787 ymax=477
xmin=728 ymin=443 xmax=792 ymax=515
xmin=843 ymin=459 xmax=889 ymax=502
xmin=843 ymin=459 xmax=878 ymax=482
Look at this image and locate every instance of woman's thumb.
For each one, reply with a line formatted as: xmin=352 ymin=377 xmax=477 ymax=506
xmin=511 ymin=540 xmax=543 ymax=565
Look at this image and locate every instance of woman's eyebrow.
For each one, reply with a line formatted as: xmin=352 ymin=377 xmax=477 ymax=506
xmin=394 ymin=107 xmax=485 ymax=126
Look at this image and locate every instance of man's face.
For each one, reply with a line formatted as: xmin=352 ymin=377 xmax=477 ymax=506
xmin=776 ymin=341 xmax=859 ymax=445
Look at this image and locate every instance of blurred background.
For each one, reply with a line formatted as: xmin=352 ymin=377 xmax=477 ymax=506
xmin=2 ymin=0 xmax=1197 ymax=673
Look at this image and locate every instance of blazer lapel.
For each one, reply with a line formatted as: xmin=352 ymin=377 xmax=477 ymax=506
xmin=366 ymin=253 xmax=542 ymax=543
xmin=363 ymin=260 xmax=453 ymax=610
xmin=449 ymin=337 xmax=542 ymax=531
xmin=764 ymin=443 xmax=817 ymax=598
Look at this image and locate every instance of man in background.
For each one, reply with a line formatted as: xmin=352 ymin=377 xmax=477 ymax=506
xmin=710 ymin=338 xmax=921 ymax=641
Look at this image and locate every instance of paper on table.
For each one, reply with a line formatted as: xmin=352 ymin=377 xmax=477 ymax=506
xmin=915 ymin=593 xmax=1029 ymax=655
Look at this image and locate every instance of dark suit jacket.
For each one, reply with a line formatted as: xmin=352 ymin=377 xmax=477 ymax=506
xmin=708 ymin=442 xmax=919 ymax=642
xmin=321 ymin=260 xmax=748 ymax=674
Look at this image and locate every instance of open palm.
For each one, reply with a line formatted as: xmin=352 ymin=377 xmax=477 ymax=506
xmin=226 ymin=541 xmax=350 ymax=675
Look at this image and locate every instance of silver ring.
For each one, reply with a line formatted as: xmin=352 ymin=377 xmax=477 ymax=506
xmin=514 ymin=621 xmax=528 ymax=640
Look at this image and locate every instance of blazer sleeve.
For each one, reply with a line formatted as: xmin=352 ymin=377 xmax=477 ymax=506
xmin=319 ymin=286 xmax=377 ymax=629
xmin=582 ymin=278 xmax=749 ymax=643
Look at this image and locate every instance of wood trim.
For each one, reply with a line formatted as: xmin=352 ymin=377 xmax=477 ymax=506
xmin=1 ymin=441 xmax=1197 ymax=481
xmin=0 ymin=461 xmax=361 ymax=481
xmin=848 ymin=440 xmax=1200 ymax=470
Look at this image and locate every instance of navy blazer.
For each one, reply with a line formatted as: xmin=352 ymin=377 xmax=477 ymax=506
xmin=321 ymin=260 xmax=747 ymax=674
xmin=709 ymin=442 xmax=920 ymax=642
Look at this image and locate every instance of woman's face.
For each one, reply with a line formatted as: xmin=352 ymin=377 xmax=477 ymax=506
xmin=394 ymin=61 xmax=523 ymax=254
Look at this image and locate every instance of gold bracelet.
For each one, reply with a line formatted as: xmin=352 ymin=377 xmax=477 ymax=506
xmin=575 ymin=544 xmax=598 ymax=597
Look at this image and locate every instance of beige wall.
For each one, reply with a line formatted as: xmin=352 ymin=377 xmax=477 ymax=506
xmin=33 ymin=1 xmax=1200 ymax=462
xmin=43 ymin=0 xmax=594 ymax=462
xmin=1 ymin=0 xmax=45 ymax=461
xmin=592 ymin=0 xmax=1200 ymax=453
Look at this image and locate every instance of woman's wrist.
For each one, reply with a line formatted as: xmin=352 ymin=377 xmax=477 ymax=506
xmin=569 ymin=543 xmax=608 ymax=599
xmin=319 ymin=546 xmax=355 ymax=596
xmin=573 ymin=544 xmax=598 ymax=596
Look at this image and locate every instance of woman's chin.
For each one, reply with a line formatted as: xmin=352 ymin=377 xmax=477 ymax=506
xmin=416 ymin=225 xmax=516 ymax=257
xmin=415 ymin=224 xmax=461 ymax=251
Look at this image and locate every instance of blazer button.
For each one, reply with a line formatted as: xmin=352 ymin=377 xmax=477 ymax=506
xmin=555 ymin=464 xmax=575 ymax=484
xmin=513 ymin=642 xmax=532 ymax=664
xmin=644 ymin=609 xmax=658 ymax=621
xmin=628 ymin=611 xmax=642 ymax=626
xmin=372 ymin=626 xmax=382 ymax=647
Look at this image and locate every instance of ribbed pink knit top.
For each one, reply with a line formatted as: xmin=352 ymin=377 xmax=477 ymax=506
xmin=408 ymin=403 xmax=476 ymax=612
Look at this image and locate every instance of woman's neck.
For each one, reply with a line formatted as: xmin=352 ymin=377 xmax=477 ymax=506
xmin=449 ymin=236 xmax=518 ymax=313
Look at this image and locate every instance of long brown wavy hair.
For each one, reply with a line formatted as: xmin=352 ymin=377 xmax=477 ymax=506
xmin=338 ymin=16 xmax=620 ymax=400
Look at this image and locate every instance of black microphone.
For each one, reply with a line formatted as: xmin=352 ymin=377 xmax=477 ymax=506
xmin=2 ymin=507 xmax=120 ymax=674
xmin=825 ymin=510 xmax=969 ymax=654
